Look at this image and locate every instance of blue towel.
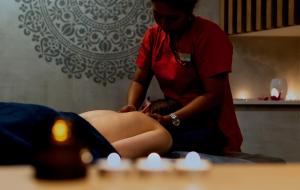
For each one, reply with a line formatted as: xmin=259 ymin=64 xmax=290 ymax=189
xmin=0 ymin=102 xmax=116 ymax=164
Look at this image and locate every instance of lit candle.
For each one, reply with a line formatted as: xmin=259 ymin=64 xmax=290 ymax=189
xmin=34 ymin=119 xmax=87 ymax=179
xmin=97 ymin=153 xmax=132 ymax=174
xmin=236 ymin=89 xmax=250 ymax=100
xmin=175 ymin=152 xmax=211 ymax=173
xmin=136 ymin=152 xmax=173 ymax=173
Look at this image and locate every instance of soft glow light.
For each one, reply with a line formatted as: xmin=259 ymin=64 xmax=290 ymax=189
xmin=136 ymin=152 xmax=172 ymax=172
xmin=98 ymin=153 xmax=132 ymax=172
xmin=145 ymin=153 xmax=163 ymax=170
xmin=175 ymin=151 xmax=211 ymax=172
xmin=271 ymin=88 xmax=280 ymax=97
xmin=286 ymin=91 xmax=298 ymax=100
xmin=107 ymin=153 xmax=122 ymax=168
xmin=182 ymin=151 xmax=202 ymax=169
xmin=52 ymin=119 xmax=70 ymax=142
xmin=81 ymin=149 xmax=93 ymax=164
xmin=236 ymin=89 xmax=250 ymax=99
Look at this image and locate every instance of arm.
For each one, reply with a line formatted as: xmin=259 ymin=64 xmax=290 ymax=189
xmin=174 ymin=73 xmax=227 ymax=121
xmin=127 ymin=67 xmax=153 ymax=109
xmin=171 ymin=22 xmax=232 ymax=124
xmin=120 ymin=67 xmax=153 ymax=112
xmin=151 ymin=73 xmax=227 ymax=125
xmin=120 ymin=26 xmax=155 ymax=112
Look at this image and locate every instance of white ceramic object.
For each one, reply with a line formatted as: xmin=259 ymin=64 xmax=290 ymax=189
xmin=270 ymin=78 xmax=288 ymax=100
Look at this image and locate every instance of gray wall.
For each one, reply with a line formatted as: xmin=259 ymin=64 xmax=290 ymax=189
xmin=0 ymin=0 xmax=151 ymax=113
xmin=236 ymin=106 xmax=300 ymax=162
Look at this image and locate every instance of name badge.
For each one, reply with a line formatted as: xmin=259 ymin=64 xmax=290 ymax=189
xmin=178 ymin=53 xmax=191 ymax=62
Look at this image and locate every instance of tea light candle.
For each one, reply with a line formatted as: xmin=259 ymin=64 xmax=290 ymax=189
xmin=136 ymin=153 xmax=173 ymax=173
xmin=175 ymin=152 xmax=211 ymax=172
xmin=97 ymin=153 xmax=132 ymax=174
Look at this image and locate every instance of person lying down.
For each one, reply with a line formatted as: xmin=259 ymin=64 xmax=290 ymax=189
xmin=80 ymin=110 xmax=172 ymax=158
xmin=0 ymin=100 xmax=230 ymax=165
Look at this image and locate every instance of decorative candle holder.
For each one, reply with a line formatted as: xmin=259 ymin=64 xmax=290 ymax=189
xmin=136 ymin=153 xmax=173 ymax=174
xmin=33 ymin=119 xmax=87 ymax=180
xmin=175 ymin=152 xmax=211 ymax=173
xmin=270 ymin=78 xmax=288 ymax=100
xmin=97 ymin=153 xmax=132 ymax=175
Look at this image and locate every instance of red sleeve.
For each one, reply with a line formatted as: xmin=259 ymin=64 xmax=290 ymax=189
xmin=135 ymin=26 xmax=155 ymax=69
xmin=194 ymin=22 xmax=233 ymax=79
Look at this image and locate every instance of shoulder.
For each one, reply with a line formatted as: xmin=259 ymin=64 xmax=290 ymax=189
xmin=142 ymin=24 xmax=165 ymax=46
xmin=192 ymin=16 xmax=231 ymax=46
xmin=144 ymin=24 xmax=164 ymax=35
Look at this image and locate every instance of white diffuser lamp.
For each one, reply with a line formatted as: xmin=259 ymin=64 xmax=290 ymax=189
xmin=97 ymin=152 xmax=132 ymax=174
xmin=270 ymin=78 xmax=287 ymax=100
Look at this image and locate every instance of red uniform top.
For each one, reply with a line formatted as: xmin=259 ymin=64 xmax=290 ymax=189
xmin=136 ymin=17 xmax=243 ymax=151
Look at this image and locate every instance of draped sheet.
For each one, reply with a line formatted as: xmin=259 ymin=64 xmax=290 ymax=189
xmin=0 ymin=102 xmax=116 ymax=164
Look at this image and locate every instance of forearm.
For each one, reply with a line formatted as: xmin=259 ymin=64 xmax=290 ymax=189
xmin=127 ymin=80 xmax=148 ymax=110
xmin=173 ymin=74 xmax=227 ymax=121
xmin=174 ymin=93 xmax=222 ymax=121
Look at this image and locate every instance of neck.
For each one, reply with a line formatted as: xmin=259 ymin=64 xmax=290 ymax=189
xmin=170 ymin=15 xmax=195 ymax=38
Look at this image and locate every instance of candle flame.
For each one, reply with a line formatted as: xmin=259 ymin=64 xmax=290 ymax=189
xmin=271 ymin=88 xmax=279 ymax=97
xmin=236 ymin=89 xmax=250 ymax=99
xmin=52 ymin=119 xmax=70 ymax=142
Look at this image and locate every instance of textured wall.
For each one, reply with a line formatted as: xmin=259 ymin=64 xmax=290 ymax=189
xmin=0 ymin=0 xmax=154 ymax=112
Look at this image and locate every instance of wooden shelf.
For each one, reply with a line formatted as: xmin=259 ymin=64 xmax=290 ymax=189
xmin=229 ymin=24 xmax=300 ymax=37
xmin=234 ymin=99 xmax=300 ymax=106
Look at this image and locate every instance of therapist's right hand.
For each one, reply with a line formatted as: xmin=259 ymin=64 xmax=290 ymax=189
xmin=119 ymin=105 xmax=137 ymax=113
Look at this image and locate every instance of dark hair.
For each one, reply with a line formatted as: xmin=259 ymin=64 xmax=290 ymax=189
xmin=149 ymin=99 xmax=182 ymax=115
xmin=151 ymin=0 xmax=199 ymax=13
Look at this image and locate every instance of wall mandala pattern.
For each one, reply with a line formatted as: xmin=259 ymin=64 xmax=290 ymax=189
xmin=15 ymin=0 xmax=154 ymax=86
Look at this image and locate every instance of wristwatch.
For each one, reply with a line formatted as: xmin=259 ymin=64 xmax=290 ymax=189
xmin=169 ymin=113 xmax=180 ymax=127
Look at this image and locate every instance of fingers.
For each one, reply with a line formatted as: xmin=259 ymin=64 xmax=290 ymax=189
xmin=119 ymin=105 xmax=136 ymax=113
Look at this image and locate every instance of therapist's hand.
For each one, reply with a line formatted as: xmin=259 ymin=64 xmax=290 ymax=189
xmin=119 ymin=105 xmax=137 ymax=113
